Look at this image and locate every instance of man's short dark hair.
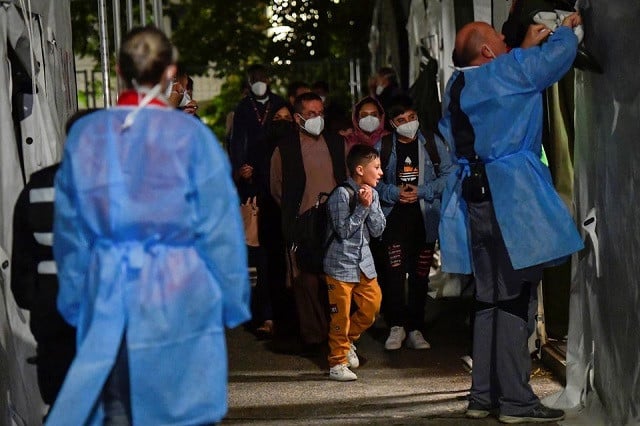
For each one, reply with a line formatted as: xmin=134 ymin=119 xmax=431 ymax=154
xmin=347 ymin=144 xmax=379 ymax=176
xmin=247 ymin=64 xmax=268 ymax=82
xmin=293 ymin=92 xmax=323 ymax=114
xmin=287 ymin=80 xmax=310 ymax=98
xmin=387 ymin=94 xmax=415 ymax=120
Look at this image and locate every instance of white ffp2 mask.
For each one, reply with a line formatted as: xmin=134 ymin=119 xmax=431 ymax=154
xmin=251 ymin=81 xmax=267 ymax=97
xmin=299 ymin=115 xmax=324 ymax=136
xmin=395 ymin=120 xmax=419 ymax=139
xmin=359 ymin=115 xmax=380 ymax=133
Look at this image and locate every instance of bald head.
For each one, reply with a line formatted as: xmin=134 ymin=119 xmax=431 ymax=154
xmin=454 ymin=22 xmax=507 ymax=67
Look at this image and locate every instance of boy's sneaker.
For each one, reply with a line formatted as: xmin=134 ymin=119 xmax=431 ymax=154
xmin=406 ymin=330 xmax=431 ymax=349
xmin=498 ymin=404 xmax=565 ymax=423
xmin=384 ymin=326 xmax=406 ymax=350
xmin=347 ymin=343 xmax=359 ymax=369
xmin=329 ymin=363 xmax=357 ymax=381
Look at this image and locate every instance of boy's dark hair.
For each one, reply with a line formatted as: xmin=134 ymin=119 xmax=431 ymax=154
xmin=387 ymin=94 xmax=416 ymax=120
xmin=118 ymin=26 xmax=174 ymax=88
xmin=347 ymin=144 xmax=379 ymax=176
xmin=293 ymin=92 xmax=323 ymax=114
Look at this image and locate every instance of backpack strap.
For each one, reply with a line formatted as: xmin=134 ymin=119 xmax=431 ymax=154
xmin=381 ymin=131 xmax=441 ymax=177
xmin=422 ymin=128 xmax=441 ymax=177
xmin=380 ymin=133 xmax=394 ymax=173
xmin=324 ymin=182 xmax=357 ymax=251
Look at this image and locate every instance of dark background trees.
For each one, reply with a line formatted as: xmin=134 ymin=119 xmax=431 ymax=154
xmin=70 ymin=0 xmax=374 ymax=139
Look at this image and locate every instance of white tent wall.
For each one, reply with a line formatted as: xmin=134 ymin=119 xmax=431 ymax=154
xmin=0 ymin=0 xmax=75 ymax=424
xmin=405 ymin=0 xmax=511 ymax=109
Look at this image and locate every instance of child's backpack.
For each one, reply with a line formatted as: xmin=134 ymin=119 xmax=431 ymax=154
xmin=293 ymin=182 xmax=357 ymax=274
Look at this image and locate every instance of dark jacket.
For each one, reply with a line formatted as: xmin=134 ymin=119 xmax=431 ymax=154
xmin=229 ymin=92 xmax=286 ymax=198
xmin=279 ymin=131 xmax=347 ymax=243
xmin=11 ymin=163 xmax=76 ymax=404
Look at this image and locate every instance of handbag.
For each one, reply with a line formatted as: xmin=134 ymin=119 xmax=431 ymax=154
xmin=240 ymin=196 xmax=259 ymax=247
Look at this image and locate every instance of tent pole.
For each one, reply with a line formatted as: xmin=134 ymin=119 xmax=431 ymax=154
xmin=97 ymin=0 xmax=112 ymax=107
xmin=112 ymin=0 xmax=122 ymax=98
xmin=126 ymin=0 xmax=134 ymax=30
xmin=140 ymin=0 xmax=146 ymax=25
xmin=153 ymin=0 xmax=163 ymax=31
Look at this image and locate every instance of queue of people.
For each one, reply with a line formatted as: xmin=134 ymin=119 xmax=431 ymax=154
xmin=10 ymin=10 xmax=585 ymax=424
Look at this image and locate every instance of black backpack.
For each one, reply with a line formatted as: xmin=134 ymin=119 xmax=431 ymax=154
xmin=294 ymin=182 xmax=357 ymax=274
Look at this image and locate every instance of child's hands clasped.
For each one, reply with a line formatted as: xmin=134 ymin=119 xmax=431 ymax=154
xmin=358 ymin=184 xmax=373 ymax=208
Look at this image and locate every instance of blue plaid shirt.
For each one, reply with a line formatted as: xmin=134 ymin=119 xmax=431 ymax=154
xmin=323 ymin=178 xmax=386 ymax=283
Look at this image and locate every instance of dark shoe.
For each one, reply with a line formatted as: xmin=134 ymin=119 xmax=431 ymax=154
xmin=255 ymin=320 xmax=274 ymax=339
xmin=466 ymin=401 xmax=492 ymax=419
xmin=499 ymin=404 xmax=565 ymax=424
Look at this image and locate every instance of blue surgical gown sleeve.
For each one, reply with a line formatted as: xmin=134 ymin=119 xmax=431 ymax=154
xmin=53 ymin=152 xmax=92 ymax=327
xmin=192 ymin=126 xmax=251 ymax=328
xmin=511 ymin=26 xmax=578 ymax=92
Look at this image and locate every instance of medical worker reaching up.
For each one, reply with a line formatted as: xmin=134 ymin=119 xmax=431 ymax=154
xmin=438 ymin=13 xmax=583 ymax=424
xmin=47 ymin=26 xmax=250 ymax=425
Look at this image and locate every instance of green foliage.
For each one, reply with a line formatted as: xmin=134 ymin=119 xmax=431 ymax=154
xmin=70 ymin=1 xmax=375 ymax=135
xmin=169 ymin=0 xmax=271 ymax=77
xmin=70 ymin=0 xmax=100 ymax=61
xmin=196 ymin=73 xmax=247 ymax=145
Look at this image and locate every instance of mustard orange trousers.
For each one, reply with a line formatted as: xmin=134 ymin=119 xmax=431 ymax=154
xmin=325 ymin=274 xmax=382 ymax=367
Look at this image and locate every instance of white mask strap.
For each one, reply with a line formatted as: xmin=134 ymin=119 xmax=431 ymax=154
xmin=122 ymin=83 xmax=162 ymax=131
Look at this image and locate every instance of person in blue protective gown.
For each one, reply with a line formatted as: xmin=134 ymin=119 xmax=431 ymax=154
xmin=438 ymin=14 xmax=584 ymax=424
xmin=46 ymin=26 xmax=250 ymax=425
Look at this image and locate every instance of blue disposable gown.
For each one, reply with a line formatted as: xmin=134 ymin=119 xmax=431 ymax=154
xmin=438 ymin=26 xmax=584 ymax=274
xmin=47 ymin=105 xmax=251 ymax=425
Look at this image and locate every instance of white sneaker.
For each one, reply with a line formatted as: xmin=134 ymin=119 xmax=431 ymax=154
xmin=406 ymin=330 xmax=431 ymax=349
xmin=346 ymin=343 xmax=359 ymax=369
xmin=384 ymin=326 xmax=406 ymax=350
xmin=329 ymin=363 xmax=357 ymax=381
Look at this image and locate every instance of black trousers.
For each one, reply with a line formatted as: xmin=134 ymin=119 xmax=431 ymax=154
xmin=379 ymin=205 xmax=435 ymax=332
xmin=467 ymin=200 xmax=542 ymax=415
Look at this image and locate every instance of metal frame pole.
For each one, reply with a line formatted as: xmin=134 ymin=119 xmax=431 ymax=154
xmin=126 ymin=0 xmax=134 ymax=30
xmin=97 ymin=0 xmax=112 ymax=106
xmin=152 ymin=0 xmax=163 ymax=31
xmin=112 ymin=0 xmax=122 ymax=97
xmin=355 ymin=58 xmax=362 ymax=100
xmin=139 ymin=0 xmax=146 ymax=25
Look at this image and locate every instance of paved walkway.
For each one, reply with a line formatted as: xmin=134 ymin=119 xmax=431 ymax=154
xmin=222 ymin=298 xmax=563 ymax=425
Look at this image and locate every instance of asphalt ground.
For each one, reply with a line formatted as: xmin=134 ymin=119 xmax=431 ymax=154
xmin=222 ymin=298 xmax=564 ymax=425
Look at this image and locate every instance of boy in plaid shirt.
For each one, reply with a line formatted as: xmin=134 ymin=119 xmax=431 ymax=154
xmin=323 ymin=145 xmax=386 ymax=381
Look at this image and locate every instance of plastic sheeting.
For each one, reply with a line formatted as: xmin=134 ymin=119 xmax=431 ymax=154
xmin=544 ymin=0 xmax=640 ymax=424
xmin=0 ymin=1 xmax=75 ymax=424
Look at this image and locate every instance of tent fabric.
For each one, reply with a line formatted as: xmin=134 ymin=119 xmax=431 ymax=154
xmin=0 ymin=1 xmax=74 ymax=424
xmin=543 ymin=0 xmax=640 ymax=424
